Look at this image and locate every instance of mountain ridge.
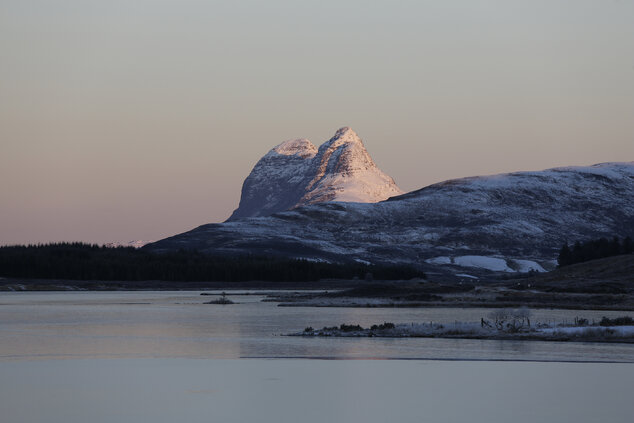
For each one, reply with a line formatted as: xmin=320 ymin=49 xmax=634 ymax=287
xmin=148 ymin=161 xmax=634 ymax=278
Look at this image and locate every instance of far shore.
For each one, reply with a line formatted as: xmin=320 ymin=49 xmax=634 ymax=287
xmin=275 ymin=300 xmax=634 ymax=312
xmin=0 ymin=277 xmax=372 ymax=292
xmin=3 ymin=277 xmax=634 ymax=312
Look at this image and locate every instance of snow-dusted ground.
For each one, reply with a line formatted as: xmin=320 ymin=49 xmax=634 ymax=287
xmin=294 ymin=322 xmax=634 ymax=342
xmin=540 ymin=326 xmax=634 ymax=337
xmin=425 ymin=256 xmax=452 ymax=265
xmin=424 ymin=256 xmax=546 ymax=274
xmin=512 ymin=259 xmax=547 ymax=273
xmin=453 ymin=256 xmax=514 ymax=272
xmin=455 ymin=273 xmax=479 ymax=279
xmin=149 ymin=162 xmax=634 ymax=271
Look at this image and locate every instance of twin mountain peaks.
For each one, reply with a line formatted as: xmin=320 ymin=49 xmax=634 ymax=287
xmin=228 ymin=127 xmax=403 ymax=220
xmin=147 ymin=128 xmax=634 ymax=277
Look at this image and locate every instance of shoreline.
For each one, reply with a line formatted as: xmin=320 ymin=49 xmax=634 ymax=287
xmin=3 ymin=276 xmax=634 ymax=313
xmin=289 ymin=332 xmax=634 ymax=344
xmin=0 ymin=277 xmax=365 ymax=292
xmin=289 ymin=322 xmax=634 ymax=344
xmin=276 ymin=301 xmax=634 ymax=311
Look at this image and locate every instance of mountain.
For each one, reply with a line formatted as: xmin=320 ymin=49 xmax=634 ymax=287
xmin=227 ymin=127 xmax=403 ymax=220
xmin=147 ymin=162 xmax=634 ymax=278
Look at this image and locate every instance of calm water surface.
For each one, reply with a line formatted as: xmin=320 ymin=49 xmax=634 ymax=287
xmin=1 ymin=291 xmax=632 ymax=422
xmin=0 ymin=291 xmax=632 ymax=362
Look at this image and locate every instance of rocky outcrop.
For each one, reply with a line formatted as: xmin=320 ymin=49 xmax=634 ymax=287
xmin=227 ymin=127 xmax=403 ymax=220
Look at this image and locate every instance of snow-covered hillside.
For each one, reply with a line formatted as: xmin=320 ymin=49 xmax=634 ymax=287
xmin=148 ymin=162 xmax=634 ymax=277
xmin=227 ymin=127 xmax=403 ymax=220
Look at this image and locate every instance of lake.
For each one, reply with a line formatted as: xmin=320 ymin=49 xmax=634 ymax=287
xmin=1 ymin=291 xmax=632 ymax=422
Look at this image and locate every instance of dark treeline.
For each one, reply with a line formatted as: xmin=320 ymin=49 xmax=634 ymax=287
xmin=0 ymin=243 xmax=424 ymax=282
xmin=558 ymin=236 xmax=633 ymax=267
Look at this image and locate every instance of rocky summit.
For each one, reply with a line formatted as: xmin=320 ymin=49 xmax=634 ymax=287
xmin=227 ymin=127 xmax=403 ymax=220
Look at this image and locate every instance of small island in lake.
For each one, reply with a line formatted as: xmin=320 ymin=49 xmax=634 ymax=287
xmin=204 ymin=292 xmax=236 ymax=305
xmin=289 ymin=312 xmax=634 ymax=343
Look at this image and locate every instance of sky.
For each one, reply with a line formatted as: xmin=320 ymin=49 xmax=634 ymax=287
xmin=1 ymin=0 xmax=633 ymax=245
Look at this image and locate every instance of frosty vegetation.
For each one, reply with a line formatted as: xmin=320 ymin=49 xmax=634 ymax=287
xmin=292 ymin=309 xmax=634 ymax=343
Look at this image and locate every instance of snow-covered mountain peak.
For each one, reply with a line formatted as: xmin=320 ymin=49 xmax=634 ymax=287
xmin=227 ymin=127 xmax=403 ymax=220
xmin=312 ymin=127 xmax=374 ymax=174
xmin=271 ymin=138 xmax=317 ymax=158
xmin=299 ymin=127 xmax=403 ymax=205
xmin=327 ymin=126 xmax=363 ymax=145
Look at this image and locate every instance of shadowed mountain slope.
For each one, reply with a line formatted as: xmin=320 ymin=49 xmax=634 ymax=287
xmin=149 ymin=162 xmax=634 ymax=276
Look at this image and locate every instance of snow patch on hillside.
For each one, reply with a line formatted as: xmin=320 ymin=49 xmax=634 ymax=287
xmin=512 ymin=260 xmax=546 ymax=273
xmin=455 ymin=273 xmax=479 ymax=279
xmin=426 ymin=256 xmax=452 ymax=265
xmin=453 ymin=256 xmax=514 ymax=272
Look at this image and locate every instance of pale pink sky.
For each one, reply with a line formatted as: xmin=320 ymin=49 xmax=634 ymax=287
xmin=1 ymin=1 xmax=633 ymax=244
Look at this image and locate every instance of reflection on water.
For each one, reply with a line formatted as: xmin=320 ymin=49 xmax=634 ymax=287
xmin=2 ymin=292 xmax=633 ymax=423
xmin=0 ymin=291 xmax=633 ymax=362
